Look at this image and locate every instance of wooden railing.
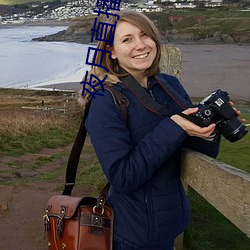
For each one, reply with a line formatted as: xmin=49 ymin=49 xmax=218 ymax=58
xmin=174 ymin=150 xmax=250 ymax=250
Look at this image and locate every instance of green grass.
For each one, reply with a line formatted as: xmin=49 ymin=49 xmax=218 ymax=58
xmin=35 ymin=165 xmax=66 ymax=182
xmin=12 ymin=153 xmax=67 ymax=170
xmin=76 ymin=157 xmax=107 ymax=195
xmin=184 ymin=189 xmax=250 ymax=250
xmin=217 ymin=113 xmax=250 ymax=172
xmin=0 ymin=126 xmax=77 ymax=157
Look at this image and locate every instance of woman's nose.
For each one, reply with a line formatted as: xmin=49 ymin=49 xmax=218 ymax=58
xmin=134 ymin=38 xmax=146 ymax=50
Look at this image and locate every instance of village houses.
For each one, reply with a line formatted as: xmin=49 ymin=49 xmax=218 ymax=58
xmin=0 ymin=0 xmax=224 ymax=25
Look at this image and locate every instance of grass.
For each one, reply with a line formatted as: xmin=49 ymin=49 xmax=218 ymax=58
xmin=0 ymin=88 xmax=81 ymax=156
xmin=0 ymin=112 xmax=78 ymax=156
xmin=76 ymin=157 xmax=107 ymax=195
xmin=217 ymin=113 xmax=250 ymax=172
xmin=9 ymin=152 xmax=67 ymax=170
xmin=184 ymin=188 xmax=250 ymax=250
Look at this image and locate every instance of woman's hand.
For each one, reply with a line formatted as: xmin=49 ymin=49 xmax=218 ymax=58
xmin=171 ymin=107 xmax=216 ymax=139
xmin=230 ymin=101 xmax=246 ymax=123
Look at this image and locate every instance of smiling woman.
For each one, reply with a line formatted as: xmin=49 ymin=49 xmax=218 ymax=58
xmin=77 ymin=9 xmax=232 ymax=250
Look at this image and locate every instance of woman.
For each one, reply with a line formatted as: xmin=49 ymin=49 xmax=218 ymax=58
xmin=82 ymin=10 xmax=221 ymax=250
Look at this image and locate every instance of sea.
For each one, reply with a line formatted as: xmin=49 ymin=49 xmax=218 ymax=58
xmin=0 ymin=25 xmax=249 ymax=101
xmin=0 ymin=25 xmax=90 ymax=89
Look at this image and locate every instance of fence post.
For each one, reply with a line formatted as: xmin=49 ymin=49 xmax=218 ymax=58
xmin=159 ymin=45 xmax=182 ymax=79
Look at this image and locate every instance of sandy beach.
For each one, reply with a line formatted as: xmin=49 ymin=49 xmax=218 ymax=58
xmin=177 ymin=44 xmax=250 ymax=102
xmin=36 ymin=44 xmax=250 ymax=102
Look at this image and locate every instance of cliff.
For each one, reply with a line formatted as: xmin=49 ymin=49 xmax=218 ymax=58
xmin=33 ymin=13 xmax=250 ymax=45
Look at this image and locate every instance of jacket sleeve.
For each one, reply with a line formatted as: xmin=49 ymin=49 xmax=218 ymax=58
xmin=184 ymin=134 xmax=221 ymax=158
xmin=85 ymin=90 xmax=188 ymax=194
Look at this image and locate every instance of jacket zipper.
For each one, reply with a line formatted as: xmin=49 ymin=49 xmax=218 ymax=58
xmin=144 ymin=184 xmax=154 ymax=243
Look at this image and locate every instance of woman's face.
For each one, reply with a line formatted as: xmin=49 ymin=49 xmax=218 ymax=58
xmin=110 ymin=21 xmax=157 ymax=76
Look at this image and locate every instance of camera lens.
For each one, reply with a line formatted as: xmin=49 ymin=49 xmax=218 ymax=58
xmin=227 ymin=123 xmax=248 ymax=142
xmin=217 ymin=118 xmax=248 ymax=142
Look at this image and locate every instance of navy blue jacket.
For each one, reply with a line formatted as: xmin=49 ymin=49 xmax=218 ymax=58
xmin=85 ymin=73 xmax=220 ymax=249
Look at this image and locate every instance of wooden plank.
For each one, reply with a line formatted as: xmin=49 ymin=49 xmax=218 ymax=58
xmin=181 ymin=149 xmax=250 ymax=237
xmin=174 ymin=232 xmax=184 ymax=250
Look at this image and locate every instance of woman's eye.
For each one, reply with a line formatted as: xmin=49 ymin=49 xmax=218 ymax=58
xmin=122 ymin=38 xmax=131 ymax=43
xmin=142 ymin=33 xmax=148 ymax=37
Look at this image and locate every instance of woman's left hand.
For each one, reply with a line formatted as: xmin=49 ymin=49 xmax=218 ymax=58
xmin=230 ymin=101 xmax=246 ymax=123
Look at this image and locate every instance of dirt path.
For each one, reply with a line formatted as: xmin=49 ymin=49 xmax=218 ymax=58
xmin=0 ymin=185 xmax=56 ymax=250
xmin=0 ymin=139 xmax=93 ymax=250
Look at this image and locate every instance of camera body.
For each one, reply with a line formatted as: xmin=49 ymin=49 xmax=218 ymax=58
xmin=187 ymin=89 xmax=248 ymax=142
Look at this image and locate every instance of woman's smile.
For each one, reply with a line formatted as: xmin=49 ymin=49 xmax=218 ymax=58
xmin=133 ymin=52 xmax=149 ymax=59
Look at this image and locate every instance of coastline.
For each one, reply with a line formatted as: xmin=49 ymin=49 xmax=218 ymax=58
xmin=34 ymin=81 xmax=82 ymax=92
xmin=0 ymin=20 xmax=76 ymax=29
xmin=33 ymin=43 xmax=250 ymax=102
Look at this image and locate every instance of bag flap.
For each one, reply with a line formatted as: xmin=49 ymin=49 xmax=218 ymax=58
xmin=46 ymin=195 xmax=96 ymax=218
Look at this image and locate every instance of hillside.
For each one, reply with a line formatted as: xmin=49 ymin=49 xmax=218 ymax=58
xmin=0 ymin=0 xmax=62 ymax=15
xmin=0 ymin=0 xmax=56 ymax=5
xmin=33 ymin=11 xmax=250 ymax=44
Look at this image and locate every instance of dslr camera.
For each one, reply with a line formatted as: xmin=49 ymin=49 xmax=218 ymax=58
xmin=182 ymin=89 xmax=248 ymax=142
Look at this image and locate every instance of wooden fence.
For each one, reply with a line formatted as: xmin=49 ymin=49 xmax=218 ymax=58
xmin=21 ymin=102 xmax=81 ymax=116
xmin=174 ymin=150 xmax=250 ymax=250
xmin=21 ymin=106 xmax=67 ymax=113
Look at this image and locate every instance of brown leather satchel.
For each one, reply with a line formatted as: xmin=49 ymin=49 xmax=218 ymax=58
xmin=43 ymin=87 xmax=128 ymax=250
xmin=43 ymin=184 xmax=113 ymax=250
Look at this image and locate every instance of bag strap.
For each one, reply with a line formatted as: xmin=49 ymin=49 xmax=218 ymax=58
xmin=120 ymin=74 xmax=170 ymax=115
xmin=62 ymin=87 xmax=129 ymax=196
xmin=62 ymin=106 xmax=89 ymax=195
xmin=105 ymin=86 xmax=129 ymax=125
xmin=119 ymin=70 xmax=193 ymax=114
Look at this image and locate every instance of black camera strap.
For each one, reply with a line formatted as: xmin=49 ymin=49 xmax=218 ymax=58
xmin=119 ymin=70 xmax=193 ymax=115
xmin=154 ymin=74 xmax=194 ymax=110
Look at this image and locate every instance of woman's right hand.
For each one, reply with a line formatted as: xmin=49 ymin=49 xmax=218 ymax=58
xmin=171 ymin=107 xmax=216 ymax=139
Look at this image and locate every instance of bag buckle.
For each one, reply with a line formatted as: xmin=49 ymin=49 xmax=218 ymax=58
xmin=91 ymin=215 xmax=103 ymax=227
xmin=93 ymin=205 xmax=104 ymax=215
xmin=56 ymin=206 xmax=66 ymax=238
xmin=43 ymin=207 xmax=50 ymax=233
